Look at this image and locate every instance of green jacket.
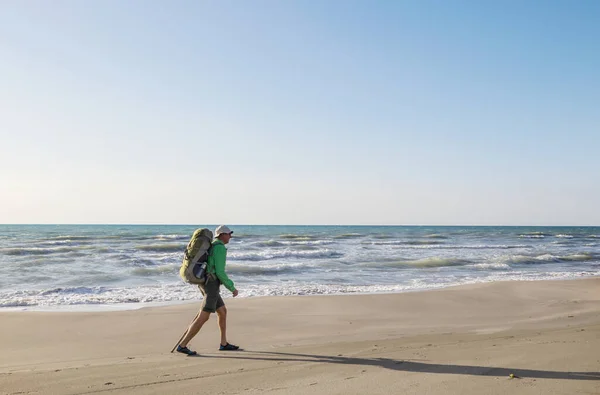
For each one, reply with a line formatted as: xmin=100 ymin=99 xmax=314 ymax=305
xmin=207 ymin=240 xmax=236 ymax=292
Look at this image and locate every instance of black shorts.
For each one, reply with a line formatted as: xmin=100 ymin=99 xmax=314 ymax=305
xmin=198 ymin=276 xmax=225 ymax=313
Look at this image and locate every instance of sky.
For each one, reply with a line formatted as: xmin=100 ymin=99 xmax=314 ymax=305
xmin=1 ymin=0 xmax=599 ymax=226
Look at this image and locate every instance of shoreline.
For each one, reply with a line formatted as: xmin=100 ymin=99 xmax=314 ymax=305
xmin=2 ymin=274 xmax=599 ymax=313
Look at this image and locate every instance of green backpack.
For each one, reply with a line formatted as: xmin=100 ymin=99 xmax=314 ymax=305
xmin=180 ymin=228 xmax=213 ymax=284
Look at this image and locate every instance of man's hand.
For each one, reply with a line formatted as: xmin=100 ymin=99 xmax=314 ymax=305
xmin=232 ymin=289 xmax=239 ymax=297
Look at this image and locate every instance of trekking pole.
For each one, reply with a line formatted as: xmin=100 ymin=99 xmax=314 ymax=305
xmin=170 ymin=311 xmax=201 ymax=353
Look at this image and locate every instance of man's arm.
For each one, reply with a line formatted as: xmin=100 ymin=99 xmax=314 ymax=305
xmin=212 ymin=244 xmax=236 ymax=292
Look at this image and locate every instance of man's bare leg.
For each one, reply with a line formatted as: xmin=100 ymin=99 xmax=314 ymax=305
xmin=216 ymin=305 xmax=228 ymax=346
xmin=179 ymin=310 xmax=211 ymax=348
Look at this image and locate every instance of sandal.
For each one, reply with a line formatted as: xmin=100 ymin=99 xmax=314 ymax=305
xmin=176 ymin=345 xmax=197 ymax=356
xmin=219 ymin=342 xmax=240 ymax=351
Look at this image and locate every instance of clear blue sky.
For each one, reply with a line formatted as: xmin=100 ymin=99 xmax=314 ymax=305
xmin=1 ymin=0 xmax=598 ymax=225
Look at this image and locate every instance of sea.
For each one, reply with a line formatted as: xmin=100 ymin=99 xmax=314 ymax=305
xmin=0 ymin=225 xmax=598 ymax=311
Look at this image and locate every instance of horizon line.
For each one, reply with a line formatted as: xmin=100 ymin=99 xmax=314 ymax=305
xmin=1 ymin=223 xmax=599 ymax=227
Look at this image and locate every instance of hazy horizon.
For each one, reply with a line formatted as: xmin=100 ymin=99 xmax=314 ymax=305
xmin=1 ymin=223 xmax=598 ymax=228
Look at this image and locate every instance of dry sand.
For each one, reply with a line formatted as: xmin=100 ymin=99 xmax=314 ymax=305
xmin=1 ymin=278 xmax=599 ymax=395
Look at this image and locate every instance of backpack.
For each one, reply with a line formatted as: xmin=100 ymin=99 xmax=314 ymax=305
xmin=179 ymin=228 xmax=213 ymax=284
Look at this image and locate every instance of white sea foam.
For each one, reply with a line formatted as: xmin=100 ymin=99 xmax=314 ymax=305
xmin=2 ymin=271 xmax=598 ymax=311
xmin=333 ymin=233 xmax=364 ymax=239
xmin=228 ymin=249 xmax=343 ymax=261
xmin=364 ymin=244 xmax=530 ymax=250
xmin=471 ymin=262 xmax=511 ymax=270
xmin=279 ymin=234 xmax=317 ymax=240
xmin=226 ymin=263 xmax=308 ymax=275
xmin=423 ymin=234 xmax=449 ymax=239
xmin=506 ymin=254 xmax=560 ymax=264
xmin=359 ymin=257 xmax=471 ymax=268
xmin=503 ymin=252 xmax=597 ymax=265
xmin=1 ymin=246 xmax=93 ymax=255
xmin=562 ymin=253 xmax=595 ymax=261
xmin=135 ymin=243 xmax=184 ymax=253
xmin=155 ymin=234 xmax=186 ymax=240
xmin=365 ymin=240 xmax=444 ymax=246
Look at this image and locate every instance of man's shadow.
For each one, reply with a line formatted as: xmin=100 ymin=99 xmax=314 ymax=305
xmin=200 ymin=350 xmax=600 ymax=381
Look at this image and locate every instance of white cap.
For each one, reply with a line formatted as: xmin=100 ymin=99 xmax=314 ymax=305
xmin=215 ymin=225 xmax=233 ymax=238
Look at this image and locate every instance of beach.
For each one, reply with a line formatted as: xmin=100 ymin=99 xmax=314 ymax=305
xmin=1 ymin=277 xmax=599 ymax=395
xmin=4 ymin=1 xmax=600 ymax=393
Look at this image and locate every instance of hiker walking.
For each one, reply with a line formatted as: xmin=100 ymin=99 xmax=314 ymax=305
xmin=176 ymin=225 xmax=239 ymax=356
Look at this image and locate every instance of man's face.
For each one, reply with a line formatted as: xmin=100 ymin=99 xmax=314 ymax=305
xmin=221 ymin=233 xmax=233 ymax=244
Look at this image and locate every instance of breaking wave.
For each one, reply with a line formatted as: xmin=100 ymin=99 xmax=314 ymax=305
xmin=229 ymin=249 xmax=343 ymax=261
xmin=505 ymin=252 xmax=597 ymax=265
xmin=279 ymin=234 xmax=316 ymax=241
xmin=135 ymin=244 xmax=184 ymax=253
xmin=361 ymin=257 xmax=471 ymax=268
xmin=1 ymin=246 xmax=90 ymax=256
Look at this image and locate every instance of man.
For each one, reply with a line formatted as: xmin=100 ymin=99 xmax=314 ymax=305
xmin=176 ymin=225 xmax=239 ymax=356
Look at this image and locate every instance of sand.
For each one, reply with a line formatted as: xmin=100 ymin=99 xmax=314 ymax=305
xmin=1 ymin=278 xmax=599 ymax=395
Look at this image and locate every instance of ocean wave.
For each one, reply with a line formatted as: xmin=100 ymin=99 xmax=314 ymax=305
xmin=505 ymin=252 xmax=597 ymax=265
xmin=282 ymin=240 xmax=334 ymax=246
xmin=364 ymin=240 xmax=444 ymax=246
xmin=129 ymin=258 xmax=159 ymax=267
xmin=433 ymin=244 xmax=531 ymax=250
xmin=41 ymin=239 xmax=94 ymax=246
xmin=38 ymin=286 xmax=105 ymax=296
xmin=131 ymin=265 xmax=178 ymax=276
xmin=135 ymin=243 xmax=184 ymax=253
xmin=1 ymin=246 xmax=89 ymax=256
xmin=333 ymin=233 xmax=364 ymax=239
xmin=106 ymin=255 xmax=159 ymax=267
xmin=247 ymin=239 xmax=333 ymax=248
xmin=471 ymin=263 xmax=511 ymax=270
xmin=371 ymin=234 xmax=395 ymax=239
xmin=456 ymin=244 xmax=530 ymax=249
xmin=561 ymin=253 xmax=596 ymax=261
xmin=45 ymin=234 xmax=158 ymax=242
xmin=361 ymin=257 xmax=471 ymax=268
xmin=228 ymin=249 xmax=343 ymax=261
xmin=253 ymin=240 xmax=285 ymax=247
xmin=520 ymin=231 xmax=550 ymax=237
xmin=507 ymin=254 xmax=560 ymax=264
xmin=2 ymin=282 xmax=443 ymax=308
xmin=2 ymin=272 xmax=599 ymax=309
xmin=555 ymin=234 xmax=574 ymax=238
xmin=249 ymin=240 xmax=329 ymax=249
xmin=96 ymin=234 xmax=162 ymax=241
xmin=155 ymin=234 xmax=188 ymax=241
xmin=228 ymin=234 xmax=261 ymax=241
xmin=423 ymin=234 xmax=449 ymax=239
xmin=364 ymin=243 xmax=530 ymax=250
xmin=292 ymin=244 xmax=320 ymax=251
xmin=279 ymin=234 xmax=317 ymax=241
xmin=401 ymin=240 xmax=445 ymax=246
xmin=242 ymin=283 xmax=447 ymax=297
xmin=227 ymin=264 xmax=303 ymax=276
xmin=0 ymin=284 xmax=197 ymax=307
xmin=47 ymin=235 xmax=94 ymax=241
xmin=551 ymin=239 xmax=575 ymax=245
